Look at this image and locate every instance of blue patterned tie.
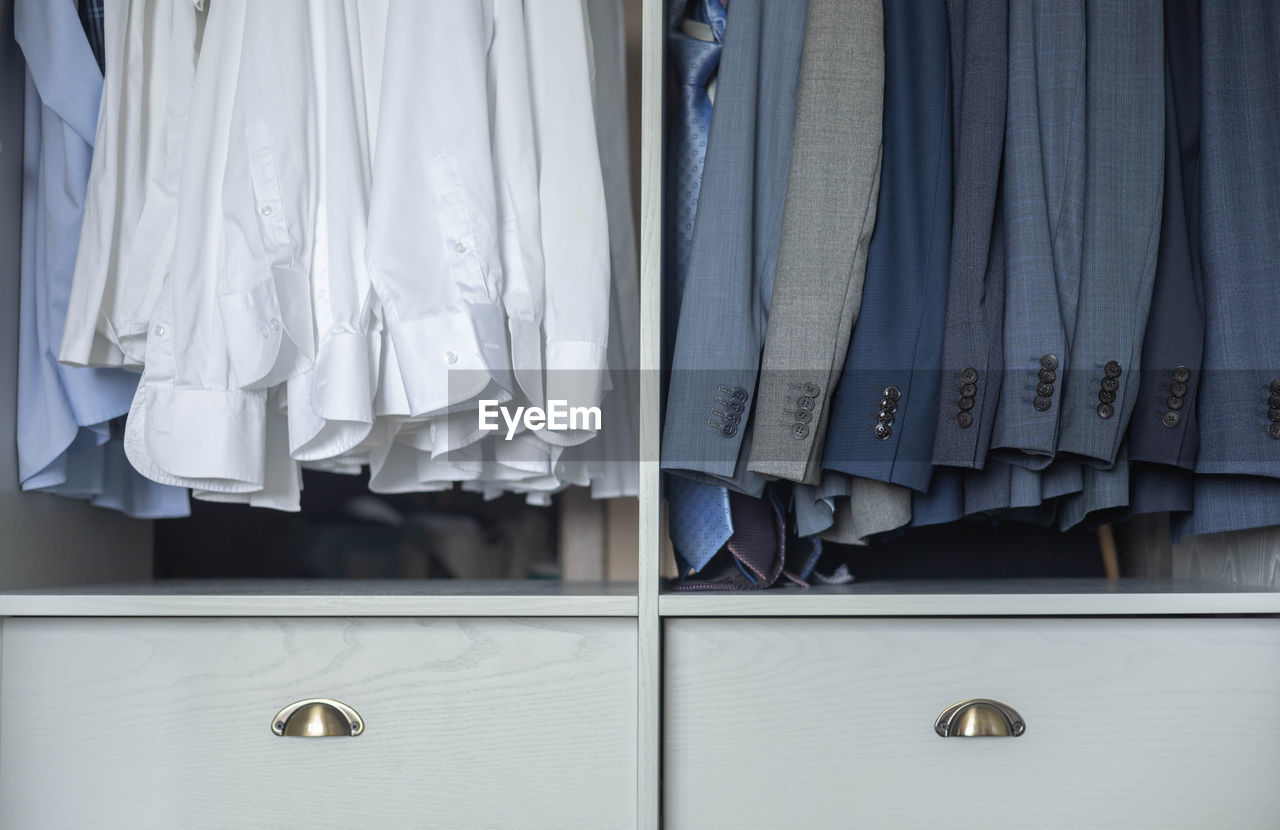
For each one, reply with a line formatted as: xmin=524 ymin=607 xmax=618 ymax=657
xmin=664 ymin=0 xmax=733 ymax=575
xmin=668 ymin=477 xmax=733 ymax=573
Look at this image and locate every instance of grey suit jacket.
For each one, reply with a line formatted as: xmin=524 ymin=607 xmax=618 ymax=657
xmin=661 ymin=0 xmax=807 ymax=496
xmin=747 ymin=0 xmax=884 ymax=484
xmin=1055 ymin=0 xmax=1163 ymax=468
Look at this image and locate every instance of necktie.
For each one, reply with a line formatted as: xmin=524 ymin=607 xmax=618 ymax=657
xmin=668 ymin=477 xmax=733 ymax=574
xmin=664 ymin=0 xmax=727 ymax=325
xmin=663 ymin=0 xmax=736 ymax=578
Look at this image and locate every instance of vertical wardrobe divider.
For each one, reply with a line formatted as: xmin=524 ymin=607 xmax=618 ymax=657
xmin=637 ymin=0 xmax=666 ymax=824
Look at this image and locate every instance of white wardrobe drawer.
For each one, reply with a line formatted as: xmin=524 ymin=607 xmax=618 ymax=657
xmin=665 ymin=617 xmax=1280 ymax=829
xmin=0 ymin=617 xmax=636 ymax=830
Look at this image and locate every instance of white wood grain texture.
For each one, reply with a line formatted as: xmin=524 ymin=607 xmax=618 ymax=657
xmin=1174 ymin=525 xmax=1280 ymax=588
xmin=0 ymin=580 xmax=638 ymax=617
xmin=659 ymin=578 xmax=1280 ymax=616
xmin=1 ymin=617 xmax=637 ymax=830
xmin=559 ymin=489 xmax=607 ymax=581
xmin=637 ymin=0 xmax=665 ymax=826
xmin=665 ymin=617 xmax=1280 ymax=829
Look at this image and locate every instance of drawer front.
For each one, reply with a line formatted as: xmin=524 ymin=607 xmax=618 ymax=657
xmin=1 ymin=617 xmax=636 ymax=830
xmin=665 ymin=617 xmax=1280 ymax=829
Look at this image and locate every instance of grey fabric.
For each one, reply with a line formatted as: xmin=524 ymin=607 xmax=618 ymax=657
xmin=987 ymin=0 xmax=1086 ymax=472
xmin=746 ymin=0 xmax=884 ymax=485
xmin=793 ymin=472 xmax=910 ymax=542
xmin=931 ymin=0 xmax=1008 ymax=470
xmin=1055 ymin=0 xmax=1164 ymax=467
xmin=661 ymin=0 xmax=807 ymax=496
xmin=820 ymin=478 xmax=911 ymax=545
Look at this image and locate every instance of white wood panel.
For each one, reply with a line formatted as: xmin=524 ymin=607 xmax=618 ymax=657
xmin=637 ymin=0 xmax=665 ymax=825
xmin=659 ymin=577 xmax=1280 ymax=616
xmin=665 ymin=617 xmax=1280 ymax=829
xmin=1 ymin=617 xmax=637 ymax=829
xmin=0 ymin=580 xmax=637 ymax=617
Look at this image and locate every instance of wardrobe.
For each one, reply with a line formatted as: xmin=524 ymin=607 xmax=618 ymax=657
xmin=0 ymin=1 xmax=1277 ymax=828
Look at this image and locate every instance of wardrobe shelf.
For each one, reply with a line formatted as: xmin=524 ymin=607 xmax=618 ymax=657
xmin=658 ymin=578 xmax=1280 ymax=617
xmin=0 ymin=579 xmax=638 ymax=618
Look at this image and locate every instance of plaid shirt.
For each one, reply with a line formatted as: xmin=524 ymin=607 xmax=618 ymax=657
xmin=77 ymin=0 xmax=105 ymax=71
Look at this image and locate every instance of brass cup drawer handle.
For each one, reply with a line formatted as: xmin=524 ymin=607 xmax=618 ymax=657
xmin=935 ymin=699 xmax=1025 ymax=738
xmin=272 ymin=699 xmax=364 ymax=737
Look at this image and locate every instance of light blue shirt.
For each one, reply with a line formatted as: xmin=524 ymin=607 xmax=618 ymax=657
xmin=16 ymin=0 xmax=188 ymax=518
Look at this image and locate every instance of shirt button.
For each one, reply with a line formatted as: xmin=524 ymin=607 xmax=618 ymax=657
xmin=1104 ymin=360 xmax=1123 ymax=378
xmin=1097 ymin=402 xmax=1115 ymax=419
xmin=956 ymin=411 xmax=974 ymax=429
xmin=260 ymin=205 xmax=273 ymax=216
xmin=792 ymin=423 xmax=810 ymax=440
xmin=1033 ymin=396 xmax=1051 ymax=412
xmin=269 ymin=318 xmax=281 ymax=331
xmin=1162 ymin=410 xmax=1181 ymax=429
xmin=153 ymin=324 xmax=166 ymax=337
xmin=455 ymin=241 xmax=468 ymax=254
xmin=444 ymin=350 xmax=458 ymax=365
xmin=1172 ymin=366 xmax=1191 ymax=383
xmin=260 ymin=326 xmax=271 ymax=339
xmin=1040 ymin=354 xmax=1059 ymax=371
xmin=960 ymin=367 xmax=979 ymax=384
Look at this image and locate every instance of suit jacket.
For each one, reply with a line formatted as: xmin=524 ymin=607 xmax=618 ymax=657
xmin=1126 ymin=0 xmax=1202 ymax=520
xmin=987 ymin=0 xmax=1086 ymax=472
xmin=1055 ymin=0 xmax=1164 ymax=469
xmin=661 ymin=0 xmax=807 ymax=496
xmin=746 ymin=0 xmax=884 ymax=485
xmin=821 ymin=0 xmax=951 ymax=495
xmin=1175 ymin=0 xmax=1280 ymax=540
xmin=931 ymin=0 xmax=1008 ymax=471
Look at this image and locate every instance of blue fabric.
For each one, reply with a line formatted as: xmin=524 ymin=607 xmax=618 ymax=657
xmin=931 ymin=0 xmax=1008 ymax=470
xmin=664 ymin=0 xmax=732 ymax=572
xmin=15 ymin=0 xmax=189 ymax=518
xmin=822 ymin=0 xmax=951 ymax=493
xmin=1126 ymin=0 xmax=1202 ymax=523
xmin=1174 ymin=0 xmax=1280 ymax=539
xmin=987 ymin=0 xmax=1086 ymax=473
xmin=661 ymin=0 xmax=806 ymax=496
xmin=663 ymin=0 xmax=726 ymax=356
xmin=667 ymin=477 xmax=733 ymax=573
xmin=76 ymin=0 xmax=104 ymax=72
